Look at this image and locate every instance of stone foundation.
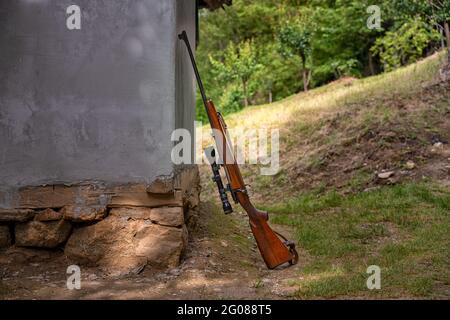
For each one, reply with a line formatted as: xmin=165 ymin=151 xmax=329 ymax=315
xmin=0 ymin=166 xmax=200 ymax=276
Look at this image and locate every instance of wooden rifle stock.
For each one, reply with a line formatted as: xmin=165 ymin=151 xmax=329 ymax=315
xmin=178 ymin=31 xmax=298 ymax=269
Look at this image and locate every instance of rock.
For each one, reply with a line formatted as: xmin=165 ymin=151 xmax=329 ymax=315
xmin=433 ymin=142 xmax=444 ymax=149
xmin=174 ymin=166 xmax=201 ymax=209
xmin=15 ymin=220 xmax=72 ymax=248
xmin=65 ymin=215 xmax=188 ymax=275
xmin=186 ymin=189 xmax=200 ymax=209
xmin=134 ymin=222 xmax=188 ymax=267
xmin=109 ymin=206 xmax=184 ymax=227
xmin=168 ymin=268 xmax=181 ymax=276
xmin=431 ymin=142 xmax=444 ymax=153
xmin=65 ymin=216 xmax=131 ymax=265
xmin=0 ymin=225 xmax=11 ymax=247
xmin=363 ymin=186 xmax=380 ymax=193
xmin=3 ymin=247 xmax=59 ymax=263
xmin=109 ymin=207 xmax=152 ymax=220
xmin=0 ymin=209 xmax=34 ymax=222
xmin=147 ymin=176 xmax=174 ymax=195
xmin=405 ymin=161 xmax=416 ymax=170
xmin=378 ymin=171 xmax=395 ymax=179
xmin=150 ymin=207 xmax=184 ymax=227
xmin=107 ymin=256 xmax=149 ymax=278
xmin=62 ymin=205 xmax=107 ymax=222
xmin=34 ymin=208 xmax=63 ymax=222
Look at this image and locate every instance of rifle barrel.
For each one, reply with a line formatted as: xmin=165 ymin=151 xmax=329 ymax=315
xmin=178 ymin=31 xmax=209 ymax=109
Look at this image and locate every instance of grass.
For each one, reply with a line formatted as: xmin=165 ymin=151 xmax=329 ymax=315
xmin=198 ymin=51 xmax=449 ymax=299
xmin=210 ymin=51 xmax=446 ymax=131
xmin=199 ymin=51 xmax=449 ymax=197
xmin=200 ymin=202 xmax=254 ymax=262
xmin=265 ymin=183 xmax=450 ymax=298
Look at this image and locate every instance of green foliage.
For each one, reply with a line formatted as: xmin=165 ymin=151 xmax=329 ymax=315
xmin=310 ymin=2 xmax=379 ymax=83
xmin=392 ymin=0 xmax=450 ymax=23
xmin=278 ymin=22 xmax=313 ymax=91
xmin=330 ymin=58 xmax=361 ymax=78
xmin=218 ymin=84 xmax=245 ymax=114
xmin=278 ymin=24 xmax=311 ymax=62
xmin=252 ymin=42 xmax=302 ymax=102
xmin=195 ymin=0 xmax=446 ymax=119
xmin=209 ymin=42 xmax=260 ymax=85
xmin=209 ymin=41 xmax=262 ymax=108
xmin=371 ymin=19 xmax=441 ymax=71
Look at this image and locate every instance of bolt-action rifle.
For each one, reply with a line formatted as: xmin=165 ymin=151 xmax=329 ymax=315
xmin=178 ymin=31 xmax=298 ymax=269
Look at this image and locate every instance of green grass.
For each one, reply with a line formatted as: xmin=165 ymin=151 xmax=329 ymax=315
xmin=265 ymin=183 xmax=450 ymax=298
xmin=198 ymin=52 xmax=447 ymax=149
xmin=222 ymin=51 xmax=446 ymax=130
xmin=254 ymin=169 xmax=289 ymax=190
xmin=202 ymin=202 xmax=254 ymax=258
xmin=199 ymin=51 xmax=449 ymax=298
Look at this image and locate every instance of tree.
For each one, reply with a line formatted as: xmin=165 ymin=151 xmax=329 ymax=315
xmin=196 ymin=0 xmax=446 ymax=120
xmin=391 ymin=0 xmax=450 ymax=61
xmin=209 ymin=41 xmax=261 ymax=108
xmin=311 ymin=2 xmax=380 ymax=82
xmin=429 ymin=0 xmax=450 ymax=61
xmin=278 ymin=23 xmax=312 ymax=91
xmin=371 ymin=18 xmax=440 ymax=71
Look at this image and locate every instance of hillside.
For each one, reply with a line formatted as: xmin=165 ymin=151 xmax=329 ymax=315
xmin=201 ymin=51 xmax=449 ymax=200
xmin=196 ymin=51 xmax=450 ymax=299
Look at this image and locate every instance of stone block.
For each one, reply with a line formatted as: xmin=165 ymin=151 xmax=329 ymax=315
xmin=15 ymin=220 xmax=72 ymax=248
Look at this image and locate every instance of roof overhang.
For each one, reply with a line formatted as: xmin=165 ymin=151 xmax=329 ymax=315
xmin=199 ymin=0 xmax=232 ymax=11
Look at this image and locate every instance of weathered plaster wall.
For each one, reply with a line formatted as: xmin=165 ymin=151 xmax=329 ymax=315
xmin=0 ymin=0 xmax=186 ymax=192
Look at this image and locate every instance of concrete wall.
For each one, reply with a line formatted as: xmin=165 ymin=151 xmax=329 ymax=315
xmin=0 ymin=0 xmax=196 ymax=197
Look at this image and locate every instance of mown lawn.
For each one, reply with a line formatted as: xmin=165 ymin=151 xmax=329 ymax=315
xmin=265 ymin=183 xmax=450 ymax=298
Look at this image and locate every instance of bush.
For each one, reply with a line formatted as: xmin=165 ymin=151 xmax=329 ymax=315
xmin=371 ymin=19 xmax=440 ymax=72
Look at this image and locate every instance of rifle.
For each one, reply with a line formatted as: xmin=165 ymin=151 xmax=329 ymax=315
xmin=178 ymin=31 xmax=298 ymax=269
